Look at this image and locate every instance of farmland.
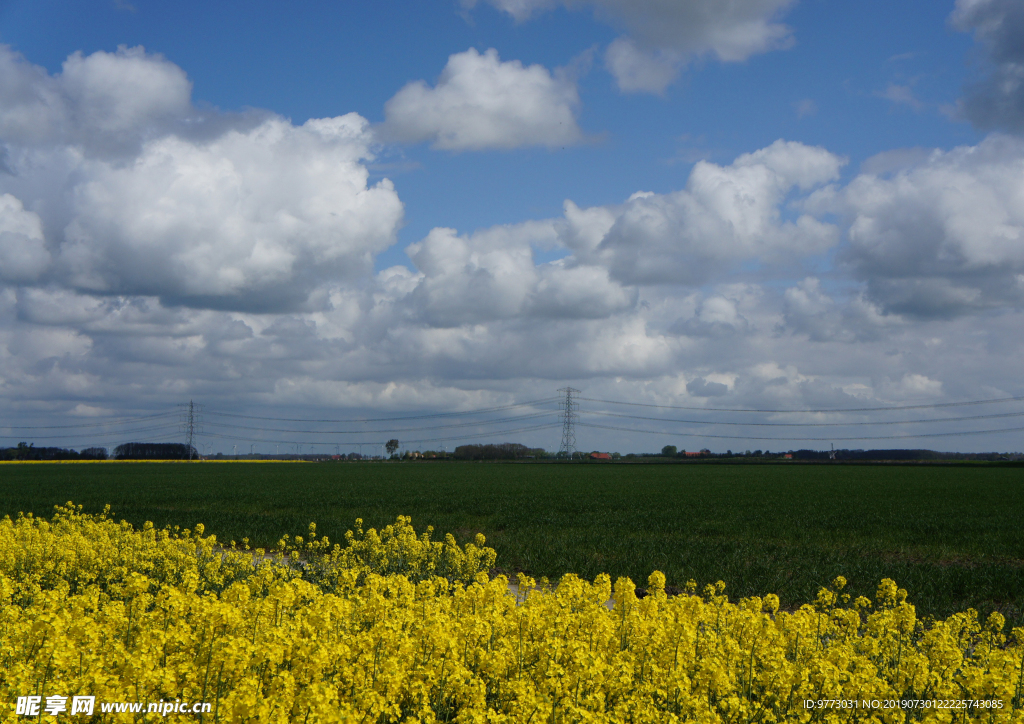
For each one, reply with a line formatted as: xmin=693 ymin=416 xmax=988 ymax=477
xmin=1 ymin=460 xmax=1022 ymax=621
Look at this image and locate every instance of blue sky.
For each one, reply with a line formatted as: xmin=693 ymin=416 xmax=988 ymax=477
xmin=2 ymin=0 xmax=1024 ymax=454
xmin=2 ymin=0 xmax=981 ymax=247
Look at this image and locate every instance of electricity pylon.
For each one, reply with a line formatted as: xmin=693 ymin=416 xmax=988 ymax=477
xmin=178 ymin=400 xmax=202 ymax=462
xmin=557 ymin=387 xmax=580 ymax=460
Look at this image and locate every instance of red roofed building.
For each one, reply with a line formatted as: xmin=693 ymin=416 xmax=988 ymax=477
xmin=590 ymin=452 xmax=612 ymax=460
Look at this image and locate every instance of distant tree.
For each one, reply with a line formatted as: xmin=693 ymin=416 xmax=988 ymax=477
xmin=386 ymin=439 xmax=400 ymax=456
xmin=661 ymin=445 xmax=677 ymax=456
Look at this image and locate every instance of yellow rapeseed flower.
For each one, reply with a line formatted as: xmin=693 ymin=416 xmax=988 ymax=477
xmin=0 ymin=503 xmax=1020 ymax=722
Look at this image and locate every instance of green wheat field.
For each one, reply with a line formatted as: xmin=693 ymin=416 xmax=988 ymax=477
xmin=1 ymin=460 xmax=1021 ymax=621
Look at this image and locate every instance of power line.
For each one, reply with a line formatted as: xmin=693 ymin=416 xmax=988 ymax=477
xmin=582 ymin=409 xmax=1024 ymax=427
xmin=0 ymin=422 xmax=181 ymax=442
xmin=201 ymin=411 xmax=555 ymax=435
xmin=200 ymin=422 xmax=561 ymax=448
xmin=394 ymin=423 xmax=558 ymax=446
xmin=354 ymin=422 xmax=562 ymax=446
xmin=0 ymin=412 xmax=179 ymax=430
xmin=577 ymin=421 xmax=1024 ymax=442
xmin=9 ymin=389 xmax=1024 ymax=454
xmin=204 ymin=398 xmax=559 ymax=424
xmin=578 ymin=394 xmax=1024 ymax=414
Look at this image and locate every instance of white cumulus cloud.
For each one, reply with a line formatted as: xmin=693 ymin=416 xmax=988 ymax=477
xmin=54 ymin=115 xmax=402 ymax=309
xmin=464 ymin=0 xmax=797 ymax=94
xmin=781 ymin=278 xmax=898 ymax=342
xmin=4 ymin=40 xmax=1024 ymax=453
xmin=381 ymin=48 xmax=583 ymax=150
xmin=384 ymin=140 xmax=843 ymax=331
xmin=0 ymin=44 xmax=193 ymax=156
xmin=604 ymin=39 xmax=682 ymax=95
xmin=0 ymin=194 xmax=50 ymax=283
xmin=566 ymin=140 xmax=844 ymax=285
xmin=396 ymin=220 xmax=636 ymax=326
xmin=811 ymin=134 xmax=1024 ymax=316
xmin=0 ymin=47 xmax=404 ymax=312
xmin=951 ymin=0 xmax=1024 ymax=132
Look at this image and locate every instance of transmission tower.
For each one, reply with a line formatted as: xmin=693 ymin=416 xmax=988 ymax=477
xmin=178 ymin=400 xmax=203 ymax=462
xmin=557 ymin=387 xmax=580 ymax=459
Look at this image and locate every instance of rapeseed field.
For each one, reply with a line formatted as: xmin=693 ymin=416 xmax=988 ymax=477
xmin=2 ymin=462 xmax=1022 ymax=619
xmin=2 ymin=504 xmax=1022 ymax=722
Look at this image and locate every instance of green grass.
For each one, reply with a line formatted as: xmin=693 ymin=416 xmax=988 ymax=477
xmin=2 ymin=461 xmax=1022 ymax=620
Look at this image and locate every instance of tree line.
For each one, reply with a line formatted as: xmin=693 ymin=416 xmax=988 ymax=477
xmin=1 ymin=443 xmax=109 ymax=461
xmin=112 ymin=443 xmax=198 ymax=460
xmin=452 ymin=443 xmax=546 ymax=460
xmin=1 ymin=442 xmax=200 ymax=460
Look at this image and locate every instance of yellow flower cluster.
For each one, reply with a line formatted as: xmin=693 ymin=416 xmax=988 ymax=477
xmin=1 ymin=504 xmax=1022 ymax=723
